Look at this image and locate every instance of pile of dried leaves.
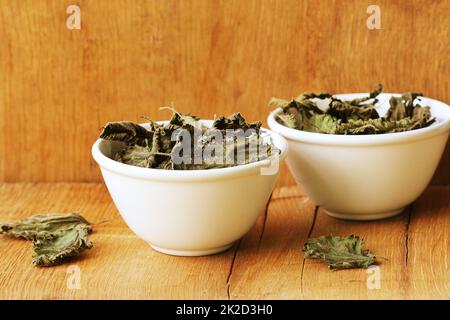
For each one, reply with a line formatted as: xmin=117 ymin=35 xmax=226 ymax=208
xmin=271 ymin=84 xmax=435 ymax=134
xmin=303 ymin=235 xmax=376 ymax=270
xmin=0 ymin=213 xmax=92 ymax=267
xmin=100 ymin=109 xmax=278 ymax=169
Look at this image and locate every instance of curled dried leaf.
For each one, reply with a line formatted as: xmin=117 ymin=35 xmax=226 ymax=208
xmin=303 ymin=235 xmax=376 ymax=270
xmin=161 ymin=106 xmax=202 ymax=129
xmin=0 ymin=213 xmax=93 ymax=267
xmin=100 ymin=122 xmax=153 ymax=146
xmin=212 ymin=112 xmax=261 ymax=132
xmin=0 ymin=213 xmax=91 ymax=241
xmin=33 ymin=225 xmax=93 ymax=267
xmin=302 ymin=114 xmax=337 ymax=134
xmin=276 ymin=113 xmax=297 ymax=129
xmin=271 ymin=84 xmax=434 ymax=135
xmin=100 ymin=109 xmax=276 ymax=170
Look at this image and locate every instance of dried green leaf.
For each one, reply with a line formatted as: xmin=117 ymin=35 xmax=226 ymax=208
xmin=155 ymin=158 xmax=174 ymax=170
xmin=296 ymin=99 xmax=325 ymax=115
xmin=0 ymin=213 xmax=93 ymax=267
xmin=386 ymin=93 xmax=431 ymax=124
xmin=276 ymin=113 xmax=297 ymax=129
xmin=271 ymin=84 xmax=435 ymax=135
xmin=120 ymin=145 xmax=153 ymax=168
xmin=100 ymin=122 xmax=153 ymax=146
xmin=303 ymin=235 xmax=376 ymax=270
xmin=295 ymin=92 xmax=332 ymax=101
xmin=33 ymin=225 xmax=93 ymax=267
xmin=161 ymin=106 xmax=202 ymax=129
xmin=328 ymin=99 xmax=379 ymax=121
xmin=274 ymin=97 xmax=326 ymax=131
xmin=268 ymin=97 xmax=290 ymax=109
xmin=336 ymin=118 xmax=409 ymax=134
xmin=101 ymin=110 xmax=277 ymax=170
xmin=347 ymin=84 xmax=382 ymax=106
xmin=302 ymin=114 xmax=338 ymax=134
xmin=0 ymin=213 xmax=91 ymax=241
xmin=277 ymin=100 xmax=304 ymax=128
xmin=337 ymin=106 xmax=434 ymax=134
xmin=411 ymin=105 xmax=433 ymax=124
xmin=402 ymin=92 xmax=423 ymax=113
xmin=212 ymin=112 xmax=261 ymax=132
xmin=386 ymin=96 xmax=407 ymax=121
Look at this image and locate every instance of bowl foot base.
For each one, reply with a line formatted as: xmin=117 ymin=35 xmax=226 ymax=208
xmin=150 ymin=243 xmax=235 ymax=256
xmin=325 ymin=207 xmax=405 ymax=221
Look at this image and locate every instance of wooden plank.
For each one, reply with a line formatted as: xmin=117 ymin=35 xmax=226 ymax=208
xmin=229 ymin=186 xmax=449 ymax=299
xmin=0 ymin=183 xmax=233 ymax=299
xmin=0 ymin=0 xmax=448 ymax=184
xmin=301 ymin=208 xmax=408 ymax=299
xmin=228 ymin=186 xmax=316 ymax=299
xmin=411 ymin=0 xmax=450 ymax=185
xmin=405 ymin=187 xmax=450 ymax=299
xmin=0 ymin=183 xmax=448 ymax=299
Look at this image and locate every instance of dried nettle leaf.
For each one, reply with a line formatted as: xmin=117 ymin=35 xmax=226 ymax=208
xmin=212 ymin=112 xmax=262 ymax=132
xmin=33 ymin=224 xmax=92 ymax=267
xmin=303 ymin=235 xmax=376 ymax=270
xmin=118 ymin=144 xmax=154 ymax=168
xmin=101 ymin=109 xmax=278 ymax=170
xmin=100 ymin=121 xmax=153 ymax=146
xmin=0 ymin=213 xmax=93 ymax=267
xmin=276 ymin=113 xmax=297 ymax=129
xmin=162 ymin=106 xmax=202 ymax=129
xmin=385 ymin=94 xmax=434 ymax=130
xmin=271 ymin=84 xmax=435 ymax=135
xmin=302 ymin=114 xmax=338 ymax=134
xmin=270 ymin=97 xmax=331 ymax=133
xmin=347 ymin=83 xmax=382 ymax=106
xmin=328 ymin=97 xmax=379 ymax=122
xmin=0 ymin=213 xmax=90 ymax=241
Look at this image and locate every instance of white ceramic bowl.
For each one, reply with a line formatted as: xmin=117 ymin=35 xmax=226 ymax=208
xmin=92 ymin=121 xmax=288 ymax=256
xmin=268 ymin=93 xmax=450 ymax=220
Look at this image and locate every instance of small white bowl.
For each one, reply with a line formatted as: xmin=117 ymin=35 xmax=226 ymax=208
xmin=92 ymin=121 xmax=288 ymax=256
xmin=268 ymin=93 xmax=450 ymax=220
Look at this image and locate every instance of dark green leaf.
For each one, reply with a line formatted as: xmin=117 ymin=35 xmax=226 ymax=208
xmin=100 ymin=122 xmax=153 ymax=146
xmin=212 ymin=112 xmax=261 ymax=132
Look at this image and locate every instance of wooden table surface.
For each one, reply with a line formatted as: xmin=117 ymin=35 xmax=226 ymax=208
xmin=0 ymin=183 xmax=448 ymax=300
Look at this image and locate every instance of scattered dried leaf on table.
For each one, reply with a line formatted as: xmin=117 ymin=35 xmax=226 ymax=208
xmin=0 ymin=213 xmax=93 ymax=267
xmin=0 ymin=213 xmax=91 ymax=241
xmin=303 ymin=235 xmax=376 ymax=270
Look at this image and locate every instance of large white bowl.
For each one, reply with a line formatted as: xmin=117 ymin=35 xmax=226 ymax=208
xmin=92 ymin=121 xmax=288 ymax=256
xmin=268 ymin=93 xmax=450 ymax=220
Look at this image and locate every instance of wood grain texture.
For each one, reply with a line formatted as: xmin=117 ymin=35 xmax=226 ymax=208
xmin=0 ymin=0 xmax=448 ymax=184
xmin=225 ymin=185 xmax=450 ymax=300
xmin=0 ymin=183 xmax=233 ymax=299
xmin=0 ymin=183 xmax=448 ymax=299
xmin=405 ymin=187 xmax=450 ymax=299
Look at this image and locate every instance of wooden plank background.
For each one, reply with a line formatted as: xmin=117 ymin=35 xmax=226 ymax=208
xmin=0 ymin=0 xmax=449 ymax=184
xmin=1 ymin=183 xmax=448 ymax=299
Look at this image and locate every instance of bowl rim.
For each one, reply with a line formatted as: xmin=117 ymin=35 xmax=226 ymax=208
xmin=267 ymin=93 xmax=450 ymax=146
xmin=92 ymin=121 xmax=288 ymax=181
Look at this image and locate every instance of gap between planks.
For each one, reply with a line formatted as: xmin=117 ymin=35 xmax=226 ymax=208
xmin=226 ymin=185 xmax=449 ymax=300
xmin=0 ymin=183 xmax=448 ymax=299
